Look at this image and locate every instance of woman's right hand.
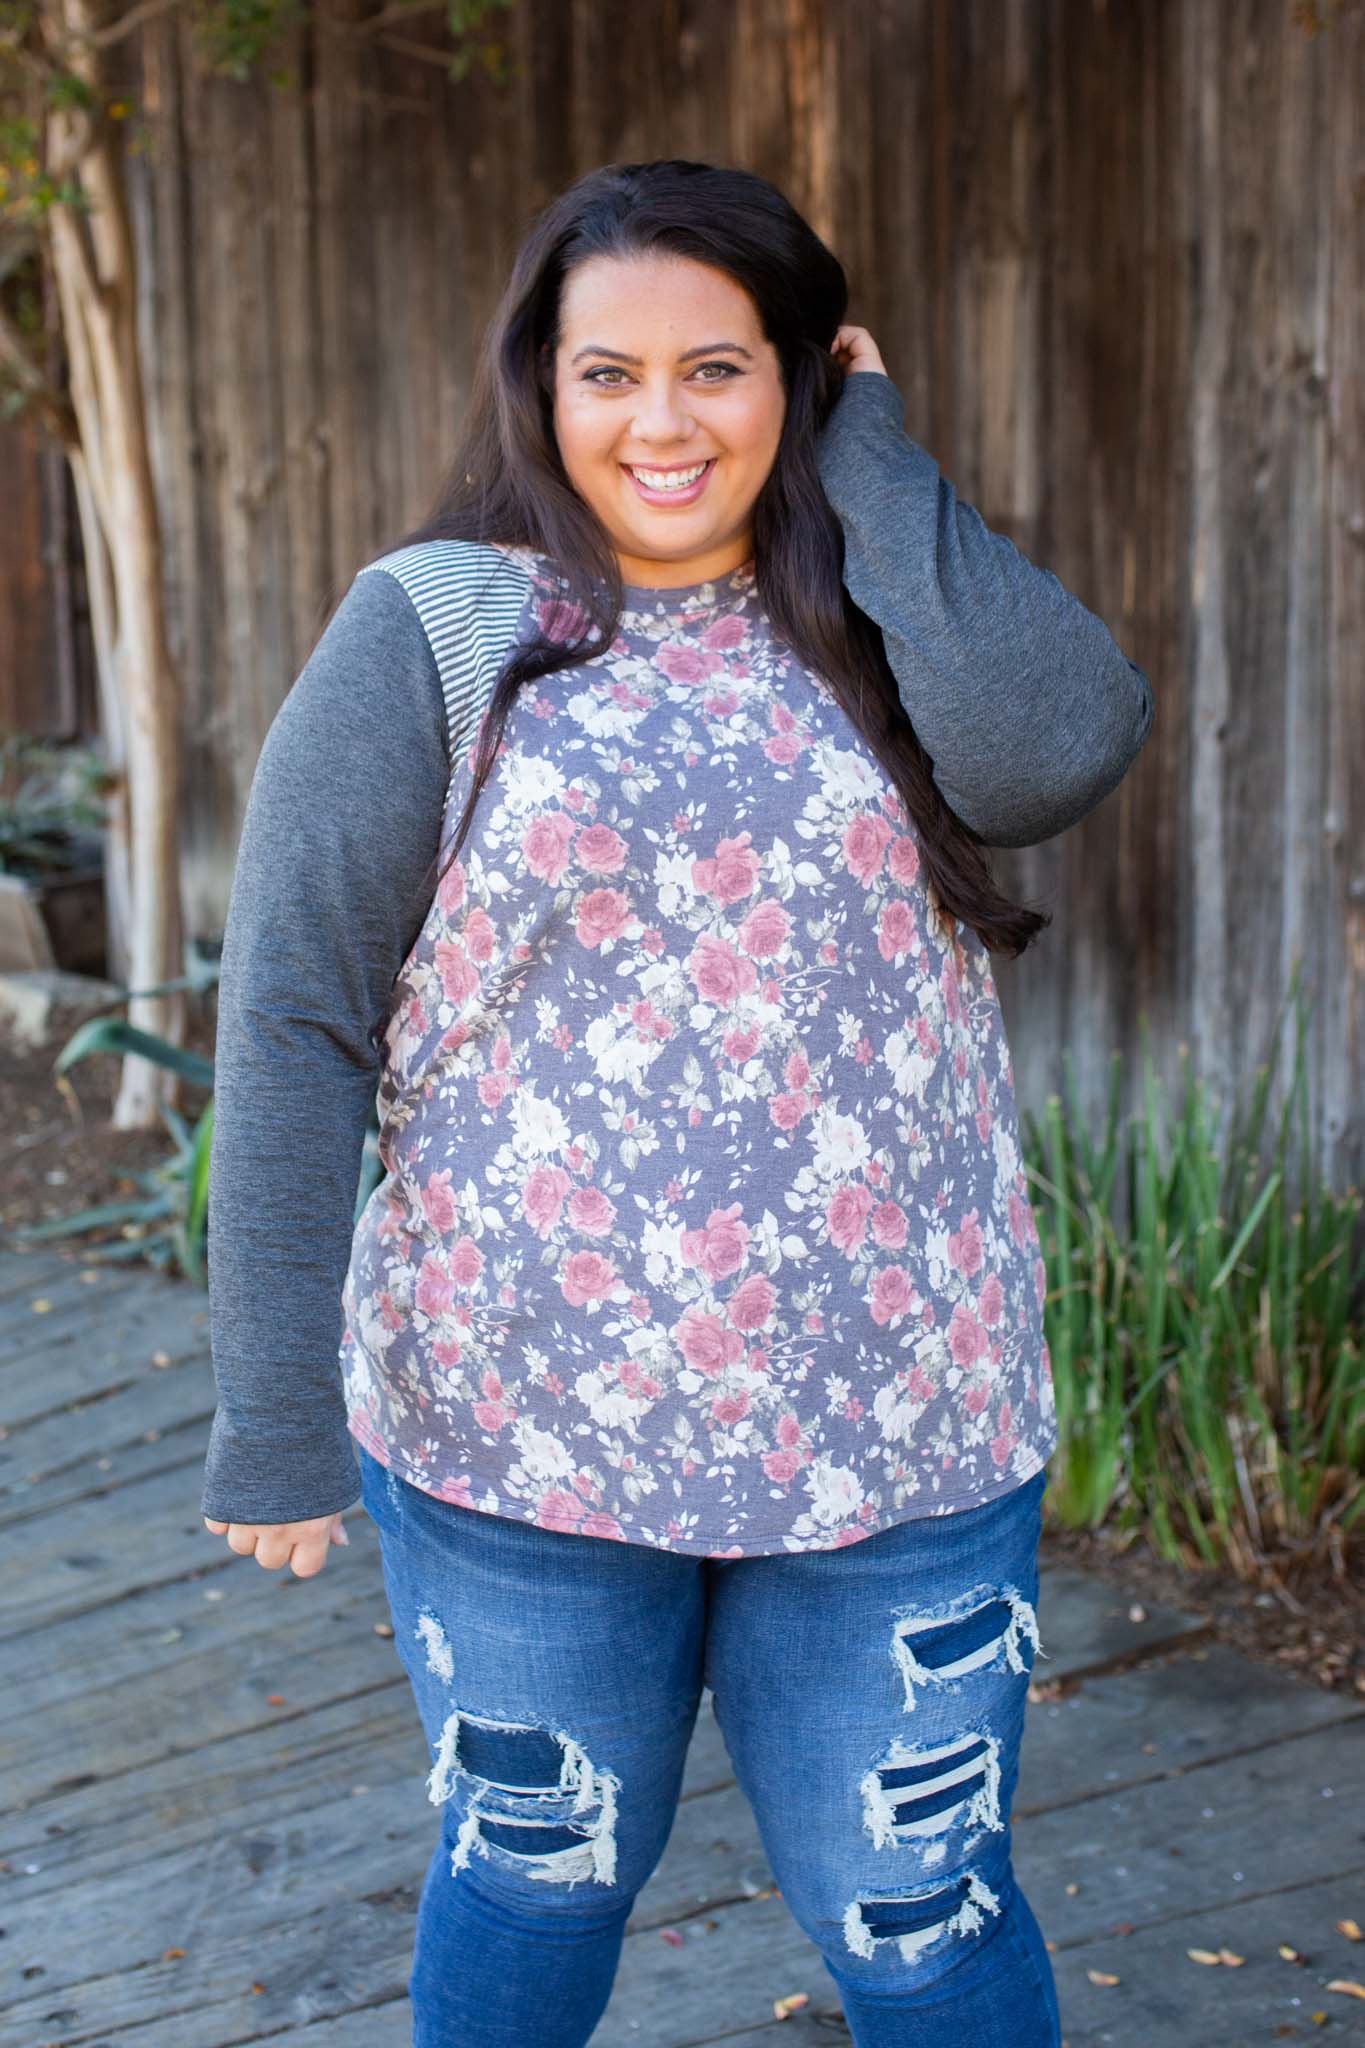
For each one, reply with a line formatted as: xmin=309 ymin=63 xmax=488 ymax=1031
xmin=202 ymin=1511 xmax=351 ymax=1578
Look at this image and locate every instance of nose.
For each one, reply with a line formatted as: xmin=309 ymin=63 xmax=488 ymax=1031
xmin=627 ymin=379 xmax=698 ymax=445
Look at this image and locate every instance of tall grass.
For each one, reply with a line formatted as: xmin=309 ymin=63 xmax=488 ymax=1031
xmin=1021 ymin=970 xmax=1364 ymax=1585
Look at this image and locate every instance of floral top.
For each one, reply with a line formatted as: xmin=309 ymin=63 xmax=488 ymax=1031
xmin=339 ymin=550 xmax=1057 ymax=1554
xmin=200 ymin=369 xmax=1153 ymax=1539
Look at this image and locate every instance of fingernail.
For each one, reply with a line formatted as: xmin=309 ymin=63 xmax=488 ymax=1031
xmin=336 ymin=1526 xmax=350 ymax=1545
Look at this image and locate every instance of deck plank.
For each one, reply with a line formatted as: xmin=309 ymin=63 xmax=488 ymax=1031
xmin=3 ymin=1251 xmax=1360 ymax=2048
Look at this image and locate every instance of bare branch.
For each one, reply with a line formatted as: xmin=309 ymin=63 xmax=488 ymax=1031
xmin=0 ymin=298 xmax=79 ymax=447
xmin=329 ymin=0 xmax=448 ymax=40
xmin=90 ymin=0 xmax=188 ymax=48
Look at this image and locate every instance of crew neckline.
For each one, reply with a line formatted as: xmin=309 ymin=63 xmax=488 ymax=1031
xmin=618 ymin=556 xmax=757 ymax=617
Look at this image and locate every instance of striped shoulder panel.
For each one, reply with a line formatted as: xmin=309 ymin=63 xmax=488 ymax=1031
xmin=357 ymin=540 xmax=539 ymax=767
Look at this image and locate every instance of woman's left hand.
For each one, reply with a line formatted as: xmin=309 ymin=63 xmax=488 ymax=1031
xmin=830 ymin=324 xmax=888 ymax=380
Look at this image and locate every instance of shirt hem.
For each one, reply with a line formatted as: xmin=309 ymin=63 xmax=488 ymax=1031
xmin=345 ymin=1411 xmax=1055 ymax=1558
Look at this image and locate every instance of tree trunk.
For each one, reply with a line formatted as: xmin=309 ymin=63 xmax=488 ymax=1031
xmin=45 ymin=0 xmax=184 ymax=1127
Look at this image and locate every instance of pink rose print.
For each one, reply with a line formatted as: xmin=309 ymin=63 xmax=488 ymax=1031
xmin=941 ymin=953 xmax=964 ymax=1026
xmin=978 ymin=1271 xmax=1005 ymax=1325
xmin=657 ymin=641 xmax=712 ymax=685
xmin=473 ymin=1371 xmax=514 ymax=1433
xmin=842 ymin=810 xmax=894 ymax=885
xmin=878 ymin=898 xmax=915 ymax=962
xmin=736 ymin=898 xmax=792 ymax=959
xmin=560 ymin=1249 xmax=619 ymax=1306
xmin=948 ymin=1301 xmax=990 ymax=1368
xmin=869 ymin=1264 xmax=916 ymax=1326
xmin=437 ymin=859 xmax=466 ymax=918
xmin=888 ymin=834 xmax=921 ymax=886
xmin=726 ymin=1273 xmax=776 ymax=1332
xmin=540 ymin=594 xmax=591 ymax=642
xmin=768 ymin=1091 xmax=808 ymax=1130
xmin=523 ymin=810 xmax=577 ymax=885
xmin=567 ymin=1185 xmax=616 ymax=1235
xmin=448 ymin=1236 xmax=484 ymax=1290
xmin=576 ymin=822 xmax=629 ymax=873
xmin=763 ymin=730 xmax=803 ymax=765
xmin=575 ymin=888 xmax=632 ymax=949
xmin=462 ymin=907 xmax=497 ymax=963
xmin=827 ymin=1182 xmax=875 ymax=1256
xmin=723 ymin=1023 xmax=762 ymax=1063
xmin=420 ymin=1169 xmax=458 ymax=1234
xmin=434 ymin=939 xmax=480 ymax=1007
xmin=687 ymin=934 xmax=757 ymax=1006
xmin=762 ymin=1450 xmax=802 ymax=1484
xmin=712 ymin=1389 xmax=750 ymax=1426
xmin=870 ymin=1200 xmax=908 ymax=1249
xmin=537 ymin=1487 xmax=585 ymax=1531
xmin=691 ymin=831 xmax=762 ymax=906
xmin=676 ymin=1310 xmax=747 ymax=1378
xmin=415 ymin=1254 xmax=455 ymax=1319
xmin=963 ymin=1380 xmax=991 ymax=1416
xmin=949 ymin=1208 xmax=985 ymax=1278
xmin=679 ymin=1203 xmax=750 ymax=1284
xmin=701 ymin=611 xmax=747 ymax=651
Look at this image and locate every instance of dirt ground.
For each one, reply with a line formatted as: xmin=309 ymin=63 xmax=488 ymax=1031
xmin=3 ymin=1012 xmax=1362 ymax=1698
xmin=1 ymin=998 xmax=217 ymax=1244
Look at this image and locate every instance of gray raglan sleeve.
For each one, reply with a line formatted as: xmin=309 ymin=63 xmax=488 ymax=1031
xmin=200 ymin=566 xmax=450 ymax=1527
xmin=816 ymin=369 xmax=1154 ymax=848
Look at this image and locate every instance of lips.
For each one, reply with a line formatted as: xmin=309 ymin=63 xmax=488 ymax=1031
xmin=622 ymin=457 xmax=717 ymax=506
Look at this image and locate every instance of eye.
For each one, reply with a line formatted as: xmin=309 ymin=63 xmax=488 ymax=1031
xmin=582 ymin=362 xmax=741 ymax=387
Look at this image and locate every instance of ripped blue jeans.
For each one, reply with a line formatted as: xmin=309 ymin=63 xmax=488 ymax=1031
xmin=357 ymin=1443 xmax=1060 ymax=2048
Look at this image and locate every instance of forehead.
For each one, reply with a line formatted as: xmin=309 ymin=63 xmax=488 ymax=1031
xmin=557 ymin=252 xmax=761 ymax=347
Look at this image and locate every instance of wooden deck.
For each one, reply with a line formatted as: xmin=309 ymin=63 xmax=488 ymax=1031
xmin=2 ymin=1245 xmax=1362 ymax=2047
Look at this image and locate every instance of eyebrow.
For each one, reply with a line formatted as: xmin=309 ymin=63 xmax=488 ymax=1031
xmin=568 ymin=341 xmax=755 ymax=367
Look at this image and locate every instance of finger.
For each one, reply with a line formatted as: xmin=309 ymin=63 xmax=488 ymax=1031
xmin=203 ymin=1518 xmax=228 ymax=1535
xmin=288 ymin=1535 xmax=332 ymax=1581
xmin=226 ymin=1525 xmax=259 ymax=1557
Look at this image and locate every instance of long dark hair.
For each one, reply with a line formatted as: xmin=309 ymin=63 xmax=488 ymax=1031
xmin=376 ymin=158 xmax=1049 ymax=958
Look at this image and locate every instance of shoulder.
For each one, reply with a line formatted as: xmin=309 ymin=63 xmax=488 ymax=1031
xmin=356 ymin=540 xmax=544 ymax=762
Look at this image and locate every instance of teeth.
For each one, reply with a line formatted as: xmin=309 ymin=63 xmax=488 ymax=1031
xmin=630 ymin=461 xmax=709 ymax=490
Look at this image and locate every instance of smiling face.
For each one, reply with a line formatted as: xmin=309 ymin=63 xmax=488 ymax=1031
xmin=549 ymin=251 xmax=787 ymax=589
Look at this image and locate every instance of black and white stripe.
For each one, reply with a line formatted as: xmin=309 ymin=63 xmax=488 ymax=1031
xmin=359 ymin=540 xmax=539 ymax=767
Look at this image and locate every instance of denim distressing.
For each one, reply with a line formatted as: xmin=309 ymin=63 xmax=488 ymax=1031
xmin=358 ymin=1442 xmax=1061 ymax=2047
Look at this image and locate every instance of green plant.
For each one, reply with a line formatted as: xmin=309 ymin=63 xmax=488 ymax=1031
xmin=1023 ymin=965 xmax=1364 ymax=1586
xmin=0 ymin=734 xmax=114 ymax=878
xmin=9 ymin=946 xmax=384 ymax=1279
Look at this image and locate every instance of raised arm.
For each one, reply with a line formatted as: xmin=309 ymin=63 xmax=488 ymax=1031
xmin=201 ymin=567 xmax=450 ymax=1527
xmin=816 ymin=369 xmax=1154 ymax=848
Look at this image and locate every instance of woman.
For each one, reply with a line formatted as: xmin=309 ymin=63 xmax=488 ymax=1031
xmin=202 ymin=159 xmax=1153 ymax=2046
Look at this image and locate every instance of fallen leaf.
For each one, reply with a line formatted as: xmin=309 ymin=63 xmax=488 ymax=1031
xmin=1218 ymin=1948 xmax=1245 ymax=1967
xmin=1326 ymin=1980 xmax=1365 ymax=2000
xmin=1187 ymin=1949 xmax=1223 ymax=1966
xmin=1279 ymin=1944 xmax=1304 ymax=1962
xmin=151 ymin=1350 xmax=172 ymax=1368
xmin=374 ymin=1621 xmax=395 ymax=1638
xmin=251 ymin=1983 xmax=266 ymax=1994
xmin=30 ymin=1299 xmax=52 ymax=1314
xmin=1065 ymin=1881 xmax=1081 ymax=1896
xmin=774 ymin=1993 xmax=809 ymax=2019
xmin=163 ymin=1948 xmax=186 ymax=1960
xmin=1128 ymin=1602 xmax=1147 ymax=1623
xmin=1085 ymin=1969 xmax=1120 ymax=1986
xmin=266 ymin=1694 xmax=286 ymax=1705
xmin=1337 ymin=1920 xmax=1362 ymax=1942
xmin=659 ymin=1927 xmax=683 ymax=1947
